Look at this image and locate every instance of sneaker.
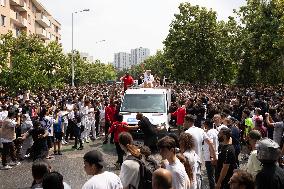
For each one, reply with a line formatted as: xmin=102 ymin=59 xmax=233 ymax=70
xmin=77 ymin=146 xmax=84 ymax=150
xmin=1 ymin=165 xmax=12 ymax=170
xmin=58 ymin=151 xmax=62 ymax=155
xmin=54 ymin=151 xmax=58 ymax=155
xmin=72 ymin=145 xmax=77 ymax=149
xmin=9 ymin=162 xmax=21 ymax=166
xmin=86 ymin=140 xmax=90 ymax=143
xmin=46 ymin=155 xmax=54 ymax=159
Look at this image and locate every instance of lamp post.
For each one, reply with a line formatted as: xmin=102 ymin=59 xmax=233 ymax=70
xmin=71 ymin=9 xmax=90 ymax=87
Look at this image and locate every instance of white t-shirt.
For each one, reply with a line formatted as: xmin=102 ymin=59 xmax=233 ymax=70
xmin=0 ymin=110 xmax=8 ymax=120
xmin=245 ymin=150 xmax=262 ymax=179
xmin=119 ymin=159 xmax=140 ymax=189
xmin=1 ymin=118 xmax=17 ymax=143
xmin=144 ymin=73 xmax=154 ymax=83
xmin=82 ymin=171 xmax=123 ymax=189
xmin=183 ymin=150 xmax=201 ymax=189
xmin=204 ymin=128 xmax=219 ymax=162
xmin=40 ymin=115 xmax=53 ymax=136
xmin=272 ymin=121 xmax=284 ymax=146
xmin=165 ymin=158 xmax=190 ymax=189
xmin=185 ymin=126 xmax=209 ymax=158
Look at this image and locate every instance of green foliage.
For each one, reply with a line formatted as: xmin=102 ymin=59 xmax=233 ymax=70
xmin=0 ymin=33 xmax=116 ymax=94
xmin=236 ymin=0 xmax=284 ymax=85
xmin=124 ymin=1 xmax=284 ymax=85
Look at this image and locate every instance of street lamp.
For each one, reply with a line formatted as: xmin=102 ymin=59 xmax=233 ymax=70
xmin=95 ymin=39 xmax=106 ymax=44
xmin=71 ymin=9 xmax=90 ymax=87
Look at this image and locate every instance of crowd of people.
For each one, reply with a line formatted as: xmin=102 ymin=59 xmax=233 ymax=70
xmin=0 ymin=75 xmax=284 ymax=189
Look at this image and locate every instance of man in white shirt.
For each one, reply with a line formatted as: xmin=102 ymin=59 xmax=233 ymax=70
xmin=202 ymin=120 xmax=219 ymax=189
xmin=82 ymin=150 xmax=123 ymax=189
xmin=184 ymin=115 xmax=217 ymax=163
xmin=213 ymin=114 xmax=227 ymax=132
xmin=157 ymin=136 xmax=190 ymax=189
xmin=245 ymin=130 xmax=262 ymax=178
xmin=144 ymin=70 xmax=155 ymax=88
xmin=1 ymin=110 xmax=20 ymax=170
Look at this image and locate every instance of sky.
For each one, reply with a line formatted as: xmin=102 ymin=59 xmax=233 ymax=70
xmin=39 ymin=0 xmax=246 ymax=63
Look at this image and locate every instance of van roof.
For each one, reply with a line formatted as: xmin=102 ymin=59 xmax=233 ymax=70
xmin=125 ymin=88 xmax=170 ymax=94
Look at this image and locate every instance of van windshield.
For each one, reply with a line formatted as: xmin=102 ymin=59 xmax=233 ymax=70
xmin=121 ymin=94 xmax=166 ymax=113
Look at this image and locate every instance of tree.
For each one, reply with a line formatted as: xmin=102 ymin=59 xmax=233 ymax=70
xmin=236 ymin=0 xmax=284 ymax=84
xmin=163 ymin=3 xmax=219 ymax=83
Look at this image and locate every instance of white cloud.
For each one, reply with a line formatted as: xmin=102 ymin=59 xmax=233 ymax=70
xmin=39 ymin=0 xmax=246 ymax=63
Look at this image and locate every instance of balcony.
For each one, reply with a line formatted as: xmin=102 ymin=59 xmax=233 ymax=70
xmin=36 ymin=13 xmax=50 ymax=28
xmin=10 ymin=0 xmax=27 ymax=12
xmin=10 ymin=10 xmax=27 ymax=28
xmin=36 ymin=27 xmax=49 ymax=40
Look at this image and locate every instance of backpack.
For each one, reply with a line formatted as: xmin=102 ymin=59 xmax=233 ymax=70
xmin=126 ymin=155 xmax=158 ymax=189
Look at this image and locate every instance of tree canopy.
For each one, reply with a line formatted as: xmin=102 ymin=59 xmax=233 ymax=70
xmin=0 ymin=32 xmax=116 ymax=94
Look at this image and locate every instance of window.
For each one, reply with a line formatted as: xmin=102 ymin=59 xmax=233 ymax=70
xmin=0 ymin=0 xmax=5 ymax=6
xmin=16 ymin=28 xmax=21 ymax=37
xmin=32 ymin=5 xmax=36 ymax=13
xmin=121 ymin=94 xmax=166 ymax=113
xmin=1 ymin=15 xmax=5 ymax=26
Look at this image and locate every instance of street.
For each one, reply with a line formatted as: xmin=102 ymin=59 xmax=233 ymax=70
xmin=0 ymin=139 xmax=119 ymax=189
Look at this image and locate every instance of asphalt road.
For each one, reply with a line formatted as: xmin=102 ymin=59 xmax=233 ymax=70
xmin=0 ymin=139 xmax=120 ymax=189
xmin=0 ymin=137 xmax=215 ymax=189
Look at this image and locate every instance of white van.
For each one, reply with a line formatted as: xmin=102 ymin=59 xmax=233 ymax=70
xmin=120 ymin=87 xmax=171 ymax=131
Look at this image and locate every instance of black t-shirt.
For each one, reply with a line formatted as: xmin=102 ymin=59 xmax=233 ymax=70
xmin=216 ymin=144 xmax=237 ymax=188
xmin=256 ymin=164 xmax=284 ymax=189
xmin=28 ymin=127 xmax=47 ymax=149
xmin=138 ymin=116 xmax=157 ymax=136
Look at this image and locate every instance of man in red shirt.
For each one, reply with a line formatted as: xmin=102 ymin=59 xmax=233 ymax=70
xmin=121 ymin=72 xmax=134 ymax=92
xmin=108 ymin=114 xmax=128 ymax=169
xmin=171 ymin=101 xmax=186 ymax=135
xmin=103 ymin=100 xmax=116 ymax=144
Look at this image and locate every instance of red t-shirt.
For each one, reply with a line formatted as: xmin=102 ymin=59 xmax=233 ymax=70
xmin=172 ymin=107 xmax=186 ymax=126
xmin=123 ymin=76 xmax=134 ymax=88
xmin=108 ymin=121 xmax=128 ymax=143
xmin=105 ymin=105 xmax=116 ymax=123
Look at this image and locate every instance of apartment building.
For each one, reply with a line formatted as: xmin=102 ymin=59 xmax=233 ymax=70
xmin=80 ymin=52 xmax=94 ymax=62
xmin=114 ymin=52 xmax=131 ymax=70
xmin=0 ymin=0 xmax=61 ymax=43
xmin=131 ymin=47 xmax=150 ymax=66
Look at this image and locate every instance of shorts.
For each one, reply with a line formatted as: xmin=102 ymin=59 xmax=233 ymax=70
xmin=47 ymin=136 xmax=54 ymax=148
xmin=54 ymin=132 xmax=63 ymax=142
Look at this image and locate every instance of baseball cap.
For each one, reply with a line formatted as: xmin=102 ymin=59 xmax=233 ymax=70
xmin=83 ymin=150 xmax=106 ymax=167
xmin=256 ymin=138 xmax=281 ymax=162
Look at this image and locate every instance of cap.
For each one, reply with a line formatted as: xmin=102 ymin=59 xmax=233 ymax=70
xmin=248 ymin=130 xmax=262 ymax=140
xmin=256 ymin=138 xmax=281 ymax=162
xmin=83 ymin=150 xmax=106 ymax=167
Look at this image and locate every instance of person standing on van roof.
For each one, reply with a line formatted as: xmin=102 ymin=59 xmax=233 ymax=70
xmin=120 ymin=72 xmax=134 ymax=92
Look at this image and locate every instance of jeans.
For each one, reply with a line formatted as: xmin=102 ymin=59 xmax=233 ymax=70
xmin=205 ymin=161 xmax=215 ymax=189
xmin=115 ymin=142 xmax=124 ymax=165
xmin=74 ymin=126 xmax=83 ymax=148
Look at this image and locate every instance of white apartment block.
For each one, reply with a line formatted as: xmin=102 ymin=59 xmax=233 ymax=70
xmin=131 ymin=47 xmax=150 ymax=66
xmin=80 ymin=52 xmax=94 ymax=62
xmin=114 ymin=52 xmax=131 ymax=70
